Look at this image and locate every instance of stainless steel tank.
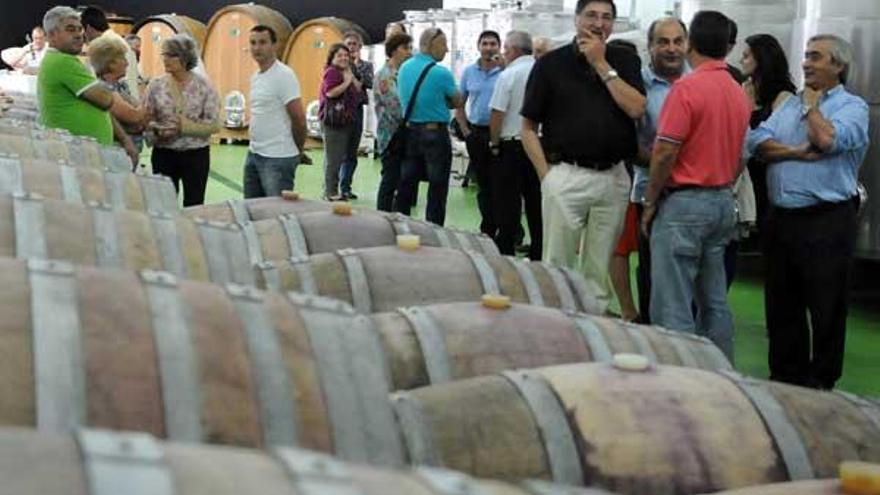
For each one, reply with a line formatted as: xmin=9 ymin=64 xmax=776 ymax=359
xmin=681 ymin=0 xmax=880 ymax=259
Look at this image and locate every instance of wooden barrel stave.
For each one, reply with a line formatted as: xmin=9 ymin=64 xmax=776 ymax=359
xmin=0 ymin=133 xmax=130 ymax=171
xmin=392 ymin=362 xmax=880 ymax=494
xmin=0 ymin=427 xmax=616 ymax=495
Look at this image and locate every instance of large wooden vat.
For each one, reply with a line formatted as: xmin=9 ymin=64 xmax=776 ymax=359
xmin=106 ymin=15 xmax=135 ymax=37
xmin=0 ymin=258 xmax=732 ymax=462
xmin=391 ymin=362 xmax=880 ymax=494
xmin=256 ymin=245 xmax=603 ymax=314
xmin=203 ymin=4 xmax=293 ymax=128
xmin=0 ymin=133 xmax=131 ymax=171
xmin=282 ymin=17 xmax=370 ymax=113
xmin=134 ymin=14 xmax=207 ymax=79
xmin=0 ymin=157 xmax=178 ymax=213
xmin=0 ymin=428 xmax=614 ymax=495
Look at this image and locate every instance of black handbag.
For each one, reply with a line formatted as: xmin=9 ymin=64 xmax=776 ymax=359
xmin=382 ymin=62 xmax=437 ymax=156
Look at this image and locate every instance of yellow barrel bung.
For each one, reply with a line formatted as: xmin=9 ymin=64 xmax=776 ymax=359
xmin=396 ymin=234 xmax=421 ymax=251
xmin=841 ymin=461 xmax=880 ymax=495
xmin=332 ymin=202 xmax=353 ymax=216
xmin=481 ymin=294 xmax=511 ymax=310
xmin=281 ymin=190 xmax=300 ymax=201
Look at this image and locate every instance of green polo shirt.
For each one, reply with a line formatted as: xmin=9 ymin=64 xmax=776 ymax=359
xmin=38 ymin=48 xmax=113 ymax=145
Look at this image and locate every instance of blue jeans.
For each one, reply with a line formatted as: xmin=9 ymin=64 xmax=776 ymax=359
xmin=243 ymin=151 xmax=299 ymax=198
xmin=395 ymin=126 xmax=452 ymax=226
xmin=649 ymin=188 xmax=737 ymax=360
xmin=339 ymin=106 xmax=364 ymax=195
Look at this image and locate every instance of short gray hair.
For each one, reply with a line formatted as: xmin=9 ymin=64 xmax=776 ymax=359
xmin=506 ymin=30 xmax=533 ymax=55
xmin=43 ymin=6 xmax=79 ymax=34
xmin=809 ymin=34 xmax=855 ymax=85
xmin=87 ymin=34 xmax=128 ymax=75
xmin=420 ymin=27 xmax=444 ymax=52
xmin=162 ymin=34 xmax=199 ymax=71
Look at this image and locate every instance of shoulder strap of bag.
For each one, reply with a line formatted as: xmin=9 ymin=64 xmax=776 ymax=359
xmin=401 ymin=62 xmax=437 ymax=125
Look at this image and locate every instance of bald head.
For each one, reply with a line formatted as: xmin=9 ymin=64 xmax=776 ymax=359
xmin=647 ymin=17 xmax=687 ymax=78
xmin=533 ymin=37 xmax=552 ymax=58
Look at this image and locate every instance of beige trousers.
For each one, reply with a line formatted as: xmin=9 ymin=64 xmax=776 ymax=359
xmin=541 ymin=162 xmax=631 ymax=313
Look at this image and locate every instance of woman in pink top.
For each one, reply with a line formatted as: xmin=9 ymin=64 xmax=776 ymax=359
xmin=319 ymin=43 xmax=361 ymax=201
xmin=144 ymin=34 xmax=219 ymax=207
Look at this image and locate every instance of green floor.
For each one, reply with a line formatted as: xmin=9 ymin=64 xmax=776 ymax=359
xmin=146 ymin=144 xmax=880 ymax=396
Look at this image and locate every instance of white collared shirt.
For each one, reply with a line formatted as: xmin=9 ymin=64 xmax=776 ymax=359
xmin=488 ymin=54 xmax=535 ymax=139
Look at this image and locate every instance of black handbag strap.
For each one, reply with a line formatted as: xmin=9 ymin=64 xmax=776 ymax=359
xmin=401 ymin=62 xmax=437 ymax=125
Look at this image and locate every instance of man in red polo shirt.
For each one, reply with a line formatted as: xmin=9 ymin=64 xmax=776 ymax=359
xmin=640 ymin=10 xmax=750 ymax=361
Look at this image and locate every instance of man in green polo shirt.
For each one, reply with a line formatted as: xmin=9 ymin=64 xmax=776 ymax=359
xmin=38 ymin=6 xmax=137 ymax=165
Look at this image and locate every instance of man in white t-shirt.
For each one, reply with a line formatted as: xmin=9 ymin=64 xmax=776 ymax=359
xmin=245 ymin=24 xmax=307 ymax=197
xmin=488 ymin=30 xmax=541 ymax=260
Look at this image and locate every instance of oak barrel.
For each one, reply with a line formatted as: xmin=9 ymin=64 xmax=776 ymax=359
xmin=0 ymin=193 xmax=258 ymax=285
xmin=256 ymin=245 xmax=603 ymax=314
xmin=184 ymin=196 xmax=339 ymax=222
xmin=282 ymin=17 xmax=370 ymax=113
xmin=392 ymin=362 xmax=880 ymax=494
xmin=375 ymin=301 xmax=731 ymax=390
xmin=0 ymin=428 xmax=614 ymax=495
xmin=714 ymin=481 xmax=844 ymax=495
xmin=0 ymin=132 xmax=131 ymax=171
xmin=0 ymin=157 xmax=177 ymax=212
xmin=134 ymin=14 xmax=208 ymax=79
xmin=203 ymin=4 xmax=293 ymax=126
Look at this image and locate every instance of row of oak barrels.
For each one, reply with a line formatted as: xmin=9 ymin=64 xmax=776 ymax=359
xmin=12 ymin=428 xmax=864 ymax=495
xmin=0 ymin=119 xmax=132 ymax=171
xmin=0 ymin=256 xmax=878 ymax=493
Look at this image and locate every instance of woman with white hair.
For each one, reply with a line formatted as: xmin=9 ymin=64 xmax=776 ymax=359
xmin=144 ymin=34 xmax=220 ymax=207
xmin=87 ymin=35 xmax=146 ymax=153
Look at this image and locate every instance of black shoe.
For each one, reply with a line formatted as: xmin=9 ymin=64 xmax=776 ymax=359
xmin=461 ymin=178 xmax=470 ymax=188
xmin=342 ymin=192 xmax=358 ymax=200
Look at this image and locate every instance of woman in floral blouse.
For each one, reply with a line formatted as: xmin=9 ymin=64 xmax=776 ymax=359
xmin=374 ymin=33 xmax=413 ymax=211
xmin=144 ymin=34 xmax=219 ymax=207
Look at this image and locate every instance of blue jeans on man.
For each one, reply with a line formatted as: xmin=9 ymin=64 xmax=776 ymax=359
xmin=243 ymin=151 xmax=299 ymax=198
xmin=650 ymin=188 xmax=737 ymax=361
xmin=395 ymin=125 xmax=452 ymax=226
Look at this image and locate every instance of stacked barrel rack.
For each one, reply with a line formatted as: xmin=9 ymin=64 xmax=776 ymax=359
xmin=2 ymin=4 xmax=880 ymax=493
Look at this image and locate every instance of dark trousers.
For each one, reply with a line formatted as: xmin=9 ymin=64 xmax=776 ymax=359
xmin=635 ymin=203 xmax=652 ymax=324
xmin=494 ymin=140 xmax=542 ymax=260
xmin=339 ymin=106 xmax=364 ymax=195
xmin=465 ymin=126 xmax=496 ymax=236
xmin=151 ymin=146 xmax=210 ymax=207
xmin=396 ymin=126 xmax=452 ymax=226
xmin=764 ymin=198 xmax=858 ymax=389
xmin=376 ymin=141 xmax=403 ymax=212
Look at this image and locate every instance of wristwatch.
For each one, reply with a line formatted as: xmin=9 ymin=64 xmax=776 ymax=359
xmin=801 ymin=103 xmax=816 ymax=119
xmin=601 ymin=69 xmax=619 ymax=83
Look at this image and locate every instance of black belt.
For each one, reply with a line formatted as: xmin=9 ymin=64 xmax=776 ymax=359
xmin=407 ymin=122 xmax=445 ymax=130
xmin=665 ymin=183 xmax=732 ymax=195
xmin=546 ymin=152 xmax=615 ymax=171
xmin=771 ymin=196 xmax=858 ymax=216
xmin=469 ymin=124 xmax=489 ymax=131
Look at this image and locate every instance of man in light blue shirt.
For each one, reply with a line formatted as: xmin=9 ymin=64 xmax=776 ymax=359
xmin=395 ymin=28 xmax=464 ymax=226
xmin=454 ymin=30 xmax=503 ymax=236
xmin=747 ymin=34 xmax=869 ymax=390
xmin=611 ymin=17 xmax=687 ymax=323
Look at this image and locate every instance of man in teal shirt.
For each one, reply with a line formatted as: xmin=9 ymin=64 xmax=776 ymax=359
xmin=395 ymin=28 xmax=464 ymax=226
xmin=38 ymin=6 xmax=137 ymax=165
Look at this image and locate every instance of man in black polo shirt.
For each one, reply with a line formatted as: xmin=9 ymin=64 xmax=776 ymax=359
xmin=521 ymin=0 xmax=645 ymax=314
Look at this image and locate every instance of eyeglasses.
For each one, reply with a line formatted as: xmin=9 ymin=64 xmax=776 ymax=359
xmin=581 ymin=11 xmax=615 ymax=23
